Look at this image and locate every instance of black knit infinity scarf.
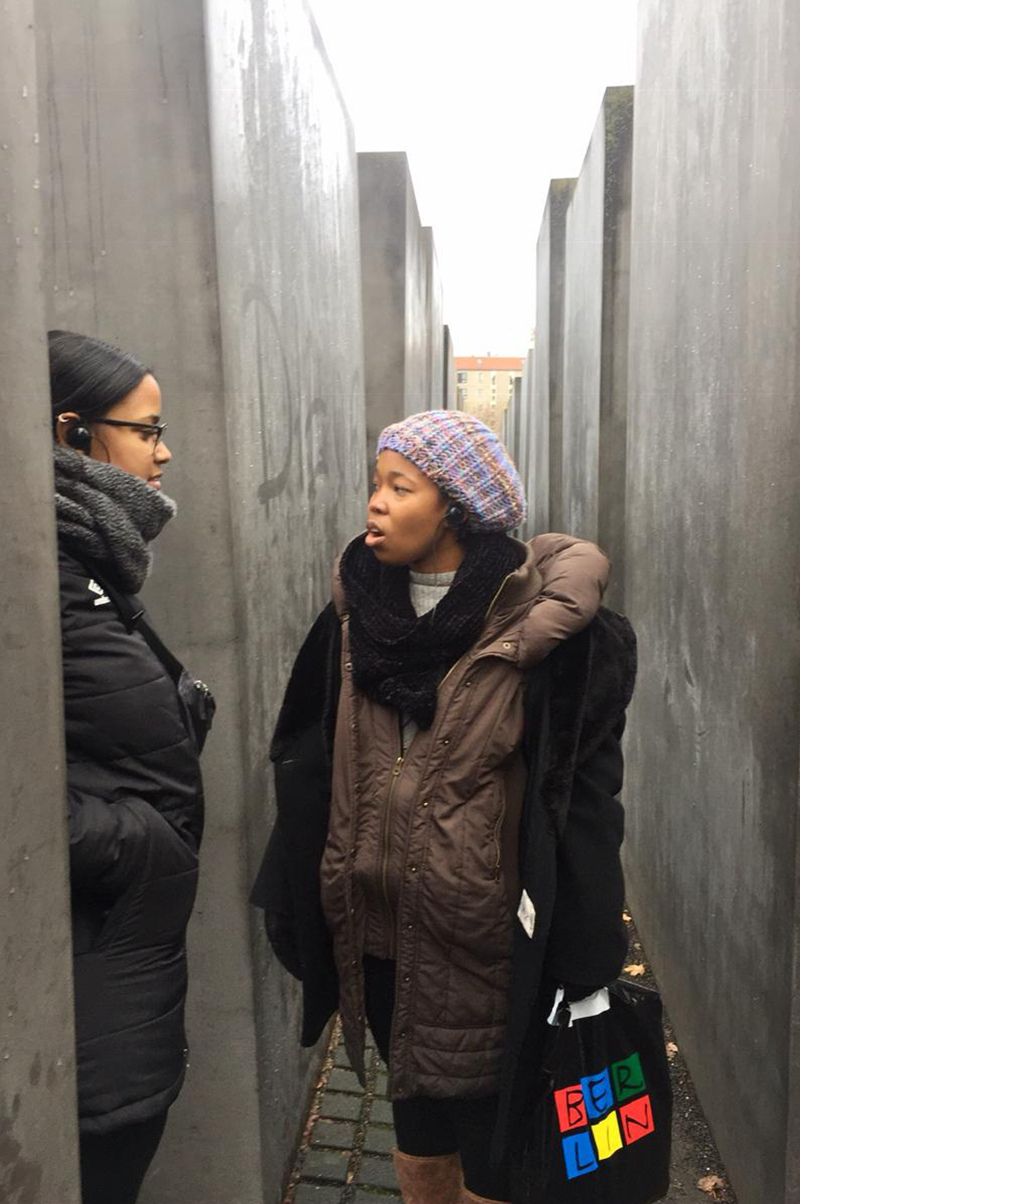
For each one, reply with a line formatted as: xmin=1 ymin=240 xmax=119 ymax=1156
xmin=340 ymin=531 xmax=521 ymax=730
xmin=53 ymin=445 xmax=176 ymax=594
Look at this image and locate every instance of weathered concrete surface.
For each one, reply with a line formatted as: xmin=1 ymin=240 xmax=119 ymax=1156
xmin=560 ymin=87 xmax=632 ymax=608
xmin=200 ymin=3 xmax=366 ymax=1199
xmin=528 ymin=179 xmax=574 ymax=536
xmin=505 ymin=375 xmax=523 ymax=470
xmin=622 ymin=3 xmax=799 ymax=1203
xmin=423 ymin=227 xmax=445 ymax=409
xmin=0 ymin=6 xmax=81 ymax=1199
xmin=442 ymin=324 xmax=455 ymax=408
xmin=518 ymin=348 xmax=537 ymax=536
xmin=34 ymin=1 xmax=364 ymax=1199
xmin=403 ymin=203 xmax=428 ymax=415
xmin=359 ymin=152 xmax=438 ymax=457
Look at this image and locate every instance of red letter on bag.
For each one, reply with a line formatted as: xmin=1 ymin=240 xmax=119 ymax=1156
xmin=555 ymin=1084 xmax=588 ymax=1133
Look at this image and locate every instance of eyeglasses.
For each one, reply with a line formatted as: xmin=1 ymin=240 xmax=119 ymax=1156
xmin=91 ymin=417 xmax=169 ymax=445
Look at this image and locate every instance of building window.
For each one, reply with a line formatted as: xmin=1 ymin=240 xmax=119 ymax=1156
xmin=457 ymin=371 xmax=467 ymax=384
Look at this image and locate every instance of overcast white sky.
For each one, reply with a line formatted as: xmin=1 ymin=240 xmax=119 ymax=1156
xmin=312 ymin=0 xmax=639 ymax=358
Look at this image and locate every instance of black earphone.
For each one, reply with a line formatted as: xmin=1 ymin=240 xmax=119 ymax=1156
xmin=445 ymin=503 xmax=464 ymax=528
xmin=61 ymin=418 xmax=93 ymax=451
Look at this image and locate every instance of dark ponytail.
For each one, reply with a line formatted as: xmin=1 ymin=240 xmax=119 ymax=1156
xmin=47 ymin=330 xmax=151 ymax=431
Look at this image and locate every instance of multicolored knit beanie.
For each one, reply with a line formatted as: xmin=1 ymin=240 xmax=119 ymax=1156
xmin=377 ymin=410 xmax=527 ymax=533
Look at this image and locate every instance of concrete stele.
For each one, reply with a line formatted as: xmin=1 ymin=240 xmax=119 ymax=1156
xmin=621 ymin=1 xmax=799 ymax=1202
xmin=560 ymin=86 xmax=633 ymax=608
xmin=0 ymin=3 xmax=81 ymax=1198
xmin=527 ymin=178 xmax=575 ymax=538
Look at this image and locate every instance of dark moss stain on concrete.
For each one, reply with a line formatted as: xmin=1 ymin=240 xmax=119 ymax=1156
xmin=0 ymin=1093 xmax=44 ymax=1204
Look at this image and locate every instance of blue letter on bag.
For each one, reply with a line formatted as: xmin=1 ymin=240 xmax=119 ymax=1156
xmin=581 ymin=1069 xmax=613 ymax=1121
xmin=562 ymin=1131 xmax=598 ymax=1179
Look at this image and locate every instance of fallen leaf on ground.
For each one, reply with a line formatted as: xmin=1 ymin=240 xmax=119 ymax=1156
xmin=666 ymin=1041 xmax=679 ymax=1058
xmin=698 ymin=1174 xmax=726 ymax=1198
xmin=623 ymin=963 xmax=646 ymax=976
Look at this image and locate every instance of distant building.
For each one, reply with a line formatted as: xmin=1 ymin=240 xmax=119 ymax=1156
xmin=454 ymin=356 xmax=523 ymax=439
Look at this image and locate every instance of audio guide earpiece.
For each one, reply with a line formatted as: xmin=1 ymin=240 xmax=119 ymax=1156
xmin=61 ymin=417 xmax=93 ymax=451
xmin=445 ymin=503 xmax=464 ymax=527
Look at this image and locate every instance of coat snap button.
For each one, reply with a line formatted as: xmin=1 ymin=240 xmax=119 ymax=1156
xmin=502 ymin=641 xmax=512 ymax=650
xmin=421 ymin=799 xmax=429 ymax=808
xmin=345 ymin=662 xmax=352 ymax=670
xmin=409 ymin=864 xmax=417 ymax=873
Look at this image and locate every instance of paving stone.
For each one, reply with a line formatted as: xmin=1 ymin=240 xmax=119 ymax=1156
xmin=327 ymin=1066 xmax=363 ymax=1093
xmin=300 ymin=1145 xmax=350 ymax=1183
xmin=368 ymin=1096 xmax=394 ymax=1125
xmin=311 ymin=1118 xmax=358 ymax=1149
xmin=355 ymin=1152 xmax=399 ymax=1191
xmin=362 ymin=1124 xmax=397 ymax=1156
xmin=293 ymin=1184 xmax=344 ymax=1203
xmin=318 ymin=1092 xmax=364 ymax=1122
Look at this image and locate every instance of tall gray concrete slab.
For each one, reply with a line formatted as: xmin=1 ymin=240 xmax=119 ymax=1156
xmin=359 ymin=153 xmax=407 ymax=460
xmin=519 ymin=348 xmax=536 ymax=535
xmin=404 ymin=204 xmax=428 ymax=414
xmin=359 ymin=152 xmax=431 ymax=455
xmin=422 ymin=227 xmax=444 ymax=407
xmin=622 ymin=2 xmax=799 ymax=1202
xmin=34 ymin=1 xmax=365 ymax=1200
xmin=560 ymin=87 xmax=632 ymax=608
xmin=530 ymin=179 xmax=574 ymax=535
xmin=503 ymin=391 xmax=514 ymax=466
xmin=505 ymin=375 xmax=523 ymax=469
xmin=442 ymin=325 xmax=455 ymax=408
xmin=200 ymin=3 xmax=366 ymax=1199
xmin=0 ymin=6 xmax=81 ymax=1199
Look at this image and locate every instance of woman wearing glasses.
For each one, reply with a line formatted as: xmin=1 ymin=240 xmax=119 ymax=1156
xmin=50 ymin=330 xmax=213 ymax=1204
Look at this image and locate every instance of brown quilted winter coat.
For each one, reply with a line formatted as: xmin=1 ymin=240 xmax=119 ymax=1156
xmin=319 ymin=534 xmax=609 ymax=1099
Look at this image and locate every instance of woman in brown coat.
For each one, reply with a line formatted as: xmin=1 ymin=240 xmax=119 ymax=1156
xmin=253 ymin=410 xmax=636 ymax=1203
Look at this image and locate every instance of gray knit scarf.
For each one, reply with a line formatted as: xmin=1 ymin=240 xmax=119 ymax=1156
xmin=53 ymin=444 xmax=177 ymax=594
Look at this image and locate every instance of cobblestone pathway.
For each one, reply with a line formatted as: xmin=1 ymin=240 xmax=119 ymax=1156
xmin=283 ymin=1029 xmax=399 ymax=1203
xmin=283 ymin=911 xmax=737 ymax=1203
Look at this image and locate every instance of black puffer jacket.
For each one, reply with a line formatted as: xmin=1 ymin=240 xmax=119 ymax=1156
xmin=60 ymin=547 xmax=204 ymax=1135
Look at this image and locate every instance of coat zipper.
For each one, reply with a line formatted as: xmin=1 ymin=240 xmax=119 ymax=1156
xmin=379 ymin=753 xmax=404 ymax=947
xmin=377 ymin=572 xmax=515 ymax=946
xmin=437 ymin=571 xmax=516 ymax=690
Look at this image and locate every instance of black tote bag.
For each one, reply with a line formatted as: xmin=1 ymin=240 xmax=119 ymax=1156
xmin=516 ymin=979 xmax=672 ymax=1204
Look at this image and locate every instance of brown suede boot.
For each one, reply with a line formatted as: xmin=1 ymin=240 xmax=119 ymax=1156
xmin=391 ymin=1149 xmax=464 ymax=1204
xmin=459 ymin=1188 xmax=510 ymax=1204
